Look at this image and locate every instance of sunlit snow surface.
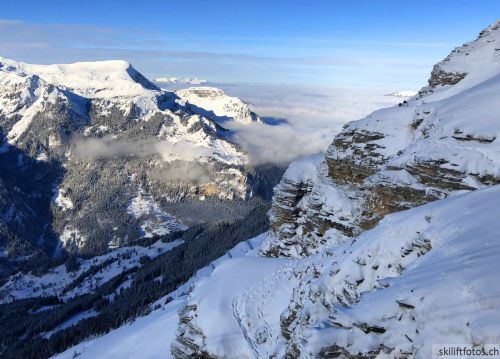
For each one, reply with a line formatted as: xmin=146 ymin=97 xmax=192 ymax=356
xmin=52 ymin=186 xmax=500 ymax=358
xmin=51 ymin=235 xmax=270 ymax=359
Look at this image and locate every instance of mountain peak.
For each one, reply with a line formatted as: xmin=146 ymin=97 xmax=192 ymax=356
xmin=424 ymin=19 xmax=500 ymax=94
xmin=0 ymin=57 xmax=159 ymax=98
xmin=175 ymin=86 xmax=261 ymax=125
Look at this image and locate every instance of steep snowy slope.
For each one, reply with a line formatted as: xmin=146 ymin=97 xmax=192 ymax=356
xmin=170 ymin=20 xmax=500 ymax=359
xmin=173 ymin=185 xmax=500 ymax=359
xmin=262 ymin=19 xmax=500 ymax=257
xmin=51 ymin=234 xmax=267 ymax=359
xmin=278 ymin=186 xmax=500 ymax=358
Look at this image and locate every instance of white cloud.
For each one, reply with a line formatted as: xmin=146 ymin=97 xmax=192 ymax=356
xmin=215 ymin=84 xmax=405 ymax=164
xmin=71 ymin=136 xmax=212 ymax=162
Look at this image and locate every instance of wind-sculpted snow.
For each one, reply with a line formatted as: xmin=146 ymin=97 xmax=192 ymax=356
xmin=172 ymin=185 xmax=500 ymax=359
xmin=169 ymin=20 xmax=500 ymax=359
xmin=280 ymin=185 xmax=500 ymax=358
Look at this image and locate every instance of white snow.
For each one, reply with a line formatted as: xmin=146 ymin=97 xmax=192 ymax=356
xmin=289 ymin=185 xmax=500 ymax=358
xmin=176 ymin=87 xmax=260 ymax=125
xmin=126 ymin=190 xmax=186 ymax=238
xmin=4 ymin=79 xmax=63 ymax=144
xmin=330 ymin=53 xmax=500 ymax=187
xmin=51 ymin=235 xmax=267 ymax=359
xmin=0 ymin=239 xmax=182 ymax=303
xmin=171 ymin=186 xmax=500 ymax=359
xmin=387 ymin=90 xmax=418 ymax=98
xmin=155 ymin=77 xmax=207 ymax=85
xmin=36 ymin=151 xmax=49 ymax=161
xmin=157 ymin=112 xmax=248 ymax=166
xmin=52 ymin=298 xmax=183 ymax=359
xmin=60 ymin=227 xmax=88 ymax=251
xmin=0 ymin=57 xmax=158 ymax=99
xmin=43 ymin=310 xmax=98 ymax=339
xmin=190 ymin=256 xmax=290 ymax=357
xmin=52 ymin=187 xmax=74 ymax=210
xmin=280 ymin=153 xmax=323 ymax=184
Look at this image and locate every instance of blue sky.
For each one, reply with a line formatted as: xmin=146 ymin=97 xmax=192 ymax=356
xmin=1 ymin=0 xmax=499 ymax=89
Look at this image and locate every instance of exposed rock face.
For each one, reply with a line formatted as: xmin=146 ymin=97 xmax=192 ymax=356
xmin=262 ymin=20 xmax=500 ymax=258
xmin=0 ymin=57 xmax=263 ymax=256
xmin=170 ymin=20 xmax=500 ymax=359
xmin=171 ymin=304 xmax=214 ymax=359
xmin=261 ymin=155 xmax=362 ymax=257
xmin=260 ymin=154 xmax=321 ymax=257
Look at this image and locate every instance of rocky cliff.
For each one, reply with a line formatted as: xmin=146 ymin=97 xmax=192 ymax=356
xmin=262 ymin=19 xmax=500 ymax=258
xmin=171 ymin=20 xmax=500 ymax=359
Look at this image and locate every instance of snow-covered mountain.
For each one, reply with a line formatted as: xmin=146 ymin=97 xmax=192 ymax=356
xmin=175 ymin=87 xmax=261 ymax=125
xmin=0 ymin=56 xmax=268 ymax=257
xmin=4 ymin=20 xmax=500 ymax=359
xmin=262 ymin=19 xmax=500 ymax=258
xmin=168 ymin=19 xmax=500 ymax=358
xmin=155 ymin=77 xmax=207 ymax=85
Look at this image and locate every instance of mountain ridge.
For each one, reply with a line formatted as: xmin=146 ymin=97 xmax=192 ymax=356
xmin=170 ymin=19 xmax=500 ymax=359
xmin=0 ymin=55 xmax=274 ymax=259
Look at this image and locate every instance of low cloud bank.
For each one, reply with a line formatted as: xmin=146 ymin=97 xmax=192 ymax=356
xmin=71 ymin=136 xmax=213 ymax=162
xmin=70 ymin=85 xmax=404 ymax=167
xmin=216 ymin=84 xmax=403 ymax=164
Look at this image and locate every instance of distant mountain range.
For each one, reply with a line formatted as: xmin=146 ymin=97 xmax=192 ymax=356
xmin=155 ymin=77 xmax=207 ymax=85
xmin=386 ymin=90 xmax=418 ymax=98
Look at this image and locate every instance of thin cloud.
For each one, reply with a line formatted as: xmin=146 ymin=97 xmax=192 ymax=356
xmin=0 ymin=18 xmax=438 ymax=87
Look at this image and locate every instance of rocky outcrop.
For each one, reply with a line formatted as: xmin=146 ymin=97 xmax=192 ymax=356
xmin=262 ymin=20 xmax=500 ymax=257
xmin=421 ymin=19 xmax=500 ymax=93
xmin=171 ymin=304 xmax=215 ymax=359
xmin=260 ymin=154 xmax=365 ymax=258
xmin=170 ymin=20 xmax=500 ymax=359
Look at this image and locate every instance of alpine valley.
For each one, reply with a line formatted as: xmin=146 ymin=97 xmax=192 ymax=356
xmin=1 ymin=19 xmax=500 ymax=359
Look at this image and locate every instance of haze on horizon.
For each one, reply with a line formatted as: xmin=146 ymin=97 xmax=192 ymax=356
xmin=1 ymin=0 xmax=500 ymax=90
